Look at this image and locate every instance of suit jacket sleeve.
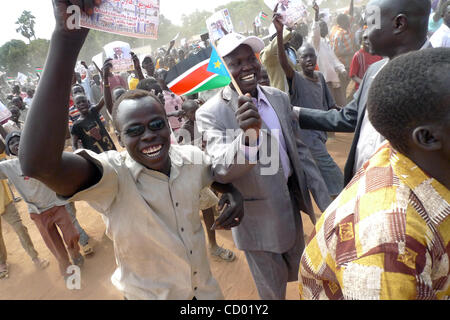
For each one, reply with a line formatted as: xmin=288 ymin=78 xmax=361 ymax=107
xmin=297 ymin=82 xmax=361 ymax=132
xmin=196 ymin=106 xmax=257 ymax=185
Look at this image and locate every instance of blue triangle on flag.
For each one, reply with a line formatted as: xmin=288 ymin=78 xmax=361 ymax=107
xmin=207 ymin=46 xmax=230 ymax=78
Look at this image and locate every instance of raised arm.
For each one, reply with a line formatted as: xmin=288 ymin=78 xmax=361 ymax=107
xmin=131 ymin=51 xmax=145 ymax=81
xmin=102 ymin=59 xmax=114 ymax=115
xmin=273 ymin=13 xmax=294 ymax=81
xmin=91 ymin=96 xmax=105 ymax=114
xmin=19 ymin=0 xmax=102 ymax=197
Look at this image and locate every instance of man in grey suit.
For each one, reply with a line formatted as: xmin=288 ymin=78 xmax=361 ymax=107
xmin=296 ymin=0 xmax=432 ymax=185
xmin=196 ymin=33 xmax=332 ymax=299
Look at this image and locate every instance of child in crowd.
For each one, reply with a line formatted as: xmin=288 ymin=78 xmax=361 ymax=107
xmin=0 ymin=132 xmax=83 ymax=279
xmin=274 ymin=13 xmax=344 ymax=199
xmin=0 ymin=137 xmax=49 ymax=279
xmin=71 ymin=94 xmax=116 ymax=154
xmin=349 ymin=30 xmax=383 ymax=91
xmin=20 ymin=2 xmax=245 ymax=299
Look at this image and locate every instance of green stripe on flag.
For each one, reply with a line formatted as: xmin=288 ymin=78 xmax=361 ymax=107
xmin=185 ymin=75 xmax=231 ymax=96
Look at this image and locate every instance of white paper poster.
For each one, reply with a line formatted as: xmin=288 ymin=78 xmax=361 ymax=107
xmin=206 ymin=9 xmax=234 ymax=42
xmin=92 ymin=52 xmax=104 ymax=69
xmin=264 ymin=0 xmax=308 ymax=28
xmin=104 ymin=41 xmax=134 ymax=73
xmin=80 ymin=0 xmax=160 ymax=39
xmin=0 ymin=101 xmax=12 ymax=124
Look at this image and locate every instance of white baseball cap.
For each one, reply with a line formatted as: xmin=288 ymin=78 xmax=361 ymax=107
xmin=217 ymin=33 xmax=265 ymax=57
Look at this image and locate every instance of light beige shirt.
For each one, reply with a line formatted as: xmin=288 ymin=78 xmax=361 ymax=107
xmin=70 ymin=144 xmax=224 ymax=300
xmin=0 ymin=158 xmax=68 ymax=214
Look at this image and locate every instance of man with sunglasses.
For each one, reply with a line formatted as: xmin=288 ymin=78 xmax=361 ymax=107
xmin=19 ymin=0 xmax=245 ymax=300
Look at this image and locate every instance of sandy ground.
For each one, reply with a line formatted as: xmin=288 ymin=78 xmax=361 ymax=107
xmin=0 ymin=132 xmax=353 ymax=300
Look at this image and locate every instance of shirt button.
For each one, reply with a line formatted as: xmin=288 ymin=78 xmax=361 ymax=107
xmin=176 ymin=202 xmax=179 ymax=207
xmin=194 ymin=287 xmax=198 ymax=291
xmin=190 ymin=250 xmax=193 ymax=254
xmin=193 ymin=271 xmax=197 ymax=275
xmin=181 ymin=228 xmax=184 ymax=232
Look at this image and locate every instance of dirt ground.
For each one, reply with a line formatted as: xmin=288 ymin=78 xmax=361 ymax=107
xmin=0 ymin=132 xmax=353 ymax=300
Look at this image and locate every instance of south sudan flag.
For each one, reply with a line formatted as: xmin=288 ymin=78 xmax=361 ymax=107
xmin=166 ymin=47 xmax=231 ymax=96
xmin=260 ymin=12 xmax=268 ymax=21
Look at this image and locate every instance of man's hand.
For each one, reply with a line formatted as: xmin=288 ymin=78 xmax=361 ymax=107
xmin=211 ymin=188 xmax=244 ymax=230
xmin=130 ymin=51 xmax=140 ymax=70
xmin=272 ymin=13 xmax=284 ymax=34
xmin=236 ymin=94 xmax=261 ymax=145
xmin=313 ymin=1 xmax=320 ymax=22
xmin=52 ymin=0 xmax=101 ymax=42
xmin=313 ymin=1 xmax=319 ymax=13
xmin=102 ymin=59 xmax=113 ymax=79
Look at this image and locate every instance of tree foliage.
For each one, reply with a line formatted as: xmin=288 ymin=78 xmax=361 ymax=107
xmin=0 ymin=40 xmax=29 ymax=76
xmin=16 ymin=10 xmax=36 ymax=43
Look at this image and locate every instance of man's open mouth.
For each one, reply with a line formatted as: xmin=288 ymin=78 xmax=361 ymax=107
xmin=240 ymin=74 xmax=256 ymax=84
xmin=142 ymin=144 xmax=163 ymax=158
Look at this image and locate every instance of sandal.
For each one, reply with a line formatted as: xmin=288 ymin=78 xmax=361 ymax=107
xmin=0 ymin=263 xmax=8 ymax=279
xmin=209 ymin=246 xmax=236 ymax=262
xmin=32 ymin=258 xmax=50 ymax=270
xmin=81 ymin=243 xmax=94 ymax=256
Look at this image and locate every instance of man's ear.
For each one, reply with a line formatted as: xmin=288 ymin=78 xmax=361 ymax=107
xmin=392 ymin=14 xmax=408 ymax=35
xmin=412 ymin=126 xmax=442 ymax=151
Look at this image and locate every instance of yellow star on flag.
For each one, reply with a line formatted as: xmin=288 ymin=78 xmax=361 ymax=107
xmin=214 ymin=60 xmax=222 ymax=69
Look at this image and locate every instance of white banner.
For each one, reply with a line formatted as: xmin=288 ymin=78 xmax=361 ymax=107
xmin=80 ymin=0 xmax=160 ymax=39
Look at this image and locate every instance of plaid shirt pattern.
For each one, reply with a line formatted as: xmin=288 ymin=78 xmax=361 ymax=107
xmin=299 ymin=143 xmax=450 ymax=300
xmin=330 ymin=26 xmax=354 ymax=68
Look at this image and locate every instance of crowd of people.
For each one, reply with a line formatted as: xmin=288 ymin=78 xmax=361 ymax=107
xmin=0 ymin=0 xmax=448 ymax=300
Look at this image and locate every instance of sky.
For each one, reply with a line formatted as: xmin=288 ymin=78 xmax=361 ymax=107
xmin=0 ymin=0 xmax=233 ymax=46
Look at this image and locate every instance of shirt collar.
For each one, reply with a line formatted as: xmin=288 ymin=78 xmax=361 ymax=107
xmin=388 ymin=144 xmax=448 ymax=205
xmin=126 ymin=146 xmax=184 ymax=182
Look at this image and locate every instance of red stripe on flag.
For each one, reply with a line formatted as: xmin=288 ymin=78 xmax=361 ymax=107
xmin=169 ymin=64 xmax=215 ymax=96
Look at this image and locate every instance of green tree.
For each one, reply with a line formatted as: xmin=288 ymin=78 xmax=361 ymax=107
xmin=27 ymin=39 xmax=50 ymax=71
xmin=0 ymin=40 xmax=30 ymax=76
xmin=16 ymin=10 xmax=36 ymax=44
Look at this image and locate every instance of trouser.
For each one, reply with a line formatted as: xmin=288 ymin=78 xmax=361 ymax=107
xmin=243 ymin=190 xmax=305 ymax=300
xmin=327 ymin=83 xmax=347 ymax=108
xmin=65 ymin=202 xmax=89 ymax=246
xmin=0 ymin=202 xmax=38 ymax=265
xmin=308 ymin=139 xmax=344 ymax=197
xmin=30 ymin=205 xmax=80 ymax=275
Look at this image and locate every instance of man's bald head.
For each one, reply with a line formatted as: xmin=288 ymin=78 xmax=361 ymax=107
xmin=365 ymin=0 xmax=430 ymax=58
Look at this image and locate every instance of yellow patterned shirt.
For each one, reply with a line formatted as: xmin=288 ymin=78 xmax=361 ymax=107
xmin=299 ymin=142 xmax=450 ymax=300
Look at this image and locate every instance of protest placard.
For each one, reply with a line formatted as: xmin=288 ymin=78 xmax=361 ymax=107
xmin=92 ymin=52 xmax=104 ymax=70
xmin=0 ymin=101 xmax=12 ymax=124
xmin=264 ymin=0 xmax=308 ymax=28
xmin=103 ymin=41 xmax=134 ymax=73
xmin=206 ymin=9 xmax=234 ymax=42
xmin=80 ymin=0 xmax=160 ymax=39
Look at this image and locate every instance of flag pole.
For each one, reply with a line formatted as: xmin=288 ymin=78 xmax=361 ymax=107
xmin=209 ymin=40 xmax=244 ymax=96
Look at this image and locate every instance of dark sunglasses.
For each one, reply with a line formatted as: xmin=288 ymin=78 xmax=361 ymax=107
xmin=124 ymin=119 xmax=166 ymax=137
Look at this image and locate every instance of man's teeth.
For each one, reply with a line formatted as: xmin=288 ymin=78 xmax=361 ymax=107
xmin=241 ymin=74 xmax=255 ymax=81
xmin=142 ymin=145 xmax=163 ymax=156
